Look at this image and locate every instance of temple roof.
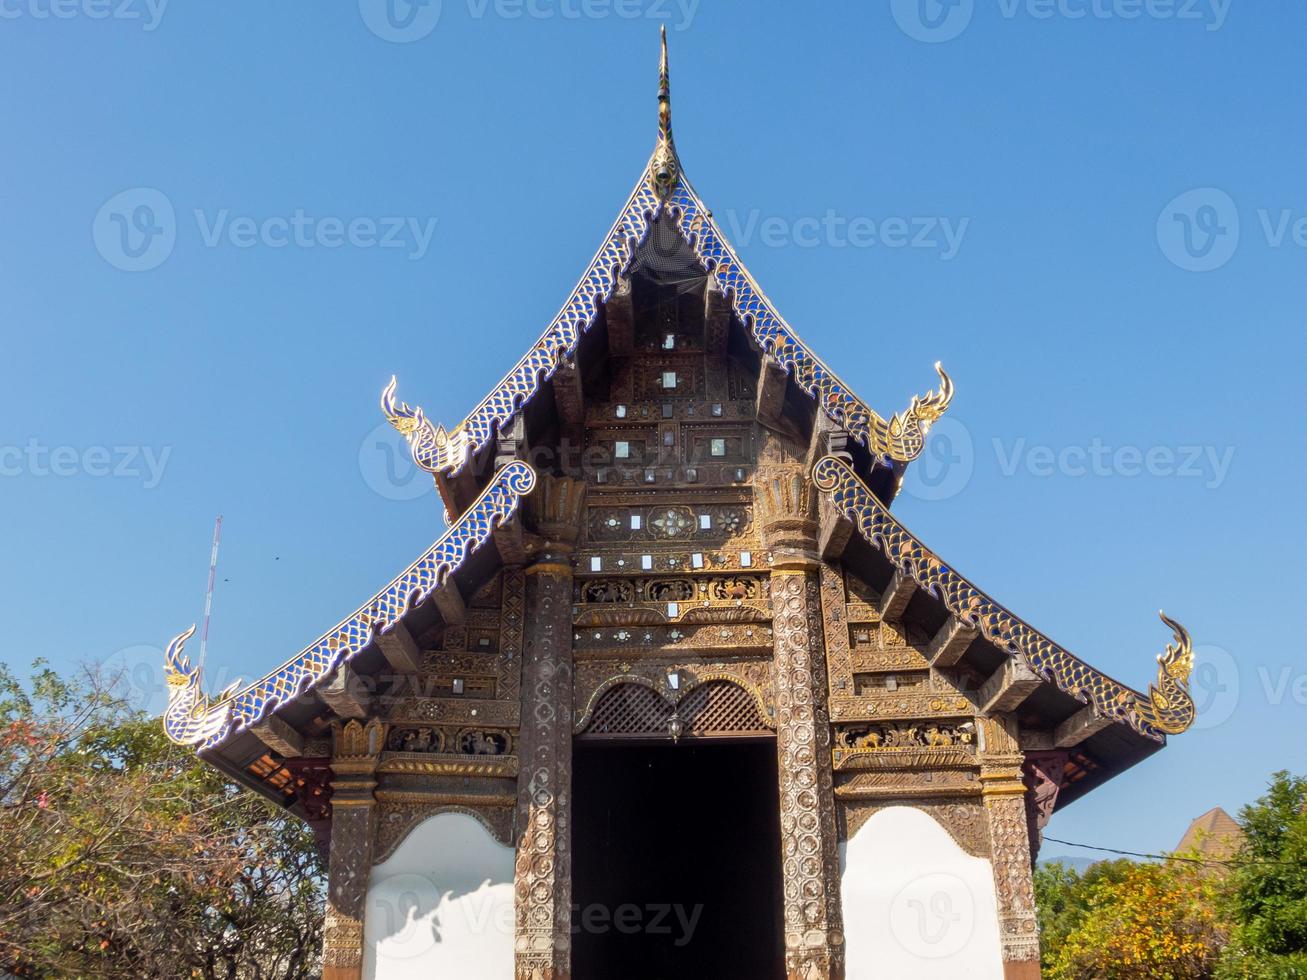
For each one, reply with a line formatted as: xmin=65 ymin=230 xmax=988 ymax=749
xmin=382 ymin=28 xmax=954 ymax=489
xmin=160 ymin=32 xmax=1196 ymax=817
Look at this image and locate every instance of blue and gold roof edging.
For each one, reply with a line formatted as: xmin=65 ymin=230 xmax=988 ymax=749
xmin=162 ymin=461 xmax=537 ymax=750
xmin=811 ymin=455 xmax=1196 ymax=741
xmin=383 ymin=155 xmax=954 ymax=479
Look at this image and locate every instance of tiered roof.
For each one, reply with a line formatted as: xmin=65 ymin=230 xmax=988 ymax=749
xmin=162 ymin=31 xmax=1195 ymax=814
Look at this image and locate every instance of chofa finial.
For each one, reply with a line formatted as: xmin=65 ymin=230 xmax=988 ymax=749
xmin=651 ymin=25 xmax=679 ymax=197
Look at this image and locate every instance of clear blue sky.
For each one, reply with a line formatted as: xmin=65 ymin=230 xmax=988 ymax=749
xmin=2 ymin=1 xmax=1301 ymax=858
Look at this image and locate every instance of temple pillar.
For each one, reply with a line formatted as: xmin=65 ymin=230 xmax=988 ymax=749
xmin=980 ymin=719 xmax=1042 ymax=978
xmin=322 ymin=719 xmax=385 ymax=980
xmin=758 ymin=455 xmax=846 ymax=979
xmin=514 ymin=476 xmax=584 ymax=980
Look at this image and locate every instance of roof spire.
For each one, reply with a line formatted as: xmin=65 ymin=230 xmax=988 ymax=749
xmin=651 ymin=25 xmax=679 ymax=197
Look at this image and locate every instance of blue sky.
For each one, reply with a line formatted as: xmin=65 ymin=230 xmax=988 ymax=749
xmin=2 ymin=1 xmax=1302 ymax=858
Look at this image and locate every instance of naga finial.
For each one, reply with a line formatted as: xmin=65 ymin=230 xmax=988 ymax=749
xmin=885 ymin=362 xmax=956 ymax=461
xmin=650 ymin=25 xmax=680 ymax=197
xmin=1138 ymin=611 xmax=1197 ymax=735
xmin=381 ymin=375 xmax=450 ymax=473
xmin=163 ymin=624 xmax=235 ymax=746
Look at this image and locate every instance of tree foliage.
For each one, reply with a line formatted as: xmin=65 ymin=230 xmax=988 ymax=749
xmin=1215 ymin=771 xmax=1307 ymax=979
xmin=0 ymin=659 xmax=324 ymax=979
xmin=1037 ymin=857 xmax=1227 ymax=979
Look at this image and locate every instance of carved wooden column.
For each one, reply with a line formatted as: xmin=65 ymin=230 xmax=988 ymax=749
xmin=514 ymin=476 xmax=584 ymax=980
xmin=322 ymin=719 xmax=385 ymax=980
xmin=758 ymin=458 xmax=846 ymax=980
xmin=979 ymin=718 xmax=1042 ymax=979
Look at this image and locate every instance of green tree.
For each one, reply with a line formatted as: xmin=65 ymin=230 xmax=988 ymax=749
xmin=1036 ymin=857 xmax=1227 ymax=979
xmin=0 ymin=659 xmax=324 ymax=978
xmin=1216 ymin=771 xmax=1307 ymax=979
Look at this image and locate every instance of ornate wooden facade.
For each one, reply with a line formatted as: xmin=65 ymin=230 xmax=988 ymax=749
xmin=161 ymin=31 xmax=1195 ymax=980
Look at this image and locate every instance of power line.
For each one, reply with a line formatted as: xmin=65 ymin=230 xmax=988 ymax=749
xmin=1042 ymin=836 xmax=1296 ymax=869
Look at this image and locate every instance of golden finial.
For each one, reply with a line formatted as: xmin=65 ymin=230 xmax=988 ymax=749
xmin=651 ymin=25 xmax=679 ymax=197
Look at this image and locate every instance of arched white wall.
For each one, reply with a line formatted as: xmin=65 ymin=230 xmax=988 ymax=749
xmin=840 ymin=806 xmax=1003 ymax=979
xmin=363 ymin=811 xmax=515 ymax=980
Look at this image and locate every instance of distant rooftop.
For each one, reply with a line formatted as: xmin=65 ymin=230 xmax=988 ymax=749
xmin=1175 ymin=807 xmax=1244 ymax=861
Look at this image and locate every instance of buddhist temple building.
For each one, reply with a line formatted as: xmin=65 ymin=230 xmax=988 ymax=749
xmin=161 ymin=30 xmax=1197 ymax=980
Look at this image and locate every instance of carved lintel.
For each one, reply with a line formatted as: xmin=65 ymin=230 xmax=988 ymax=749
xmin=927 ymin=615 xmax=979 ymax=668
xmin=876 ymin=569 xmax=917 ymax=623
xmin=817 ymin=492 xmax=854 ymax=561
xmin=319 ymin=664 xmax=371 ymax=720
xmin=376 ymin=621 xmax=421 ymax=675
xmin=249 ymin=712 xmax=304 ymax=758
xmin=755 ymin=355 xmax=789 ymax=427
xmin=430 ymin=582 xmax=467 ymax=626
xmin=980 ymin=658 xmax=1043 ymax=715
xmin=1053 ymin=704 xmax=1116 ymax=748
xmin=606 ymin=276 xmax=634 ymax=355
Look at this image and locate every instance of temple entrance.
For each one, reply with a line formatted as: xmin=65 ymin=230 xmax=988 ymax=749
xmin=572 ymin=682 xmax=784 ymax=980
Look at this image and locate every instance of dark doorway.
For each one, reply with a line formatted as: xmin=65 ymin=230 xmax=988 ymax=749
xmin=572 ymin=740 xmax=785 ymax=980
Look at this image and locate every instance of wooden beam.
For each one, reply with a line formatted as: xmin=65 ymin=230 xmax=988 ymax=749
xmin=430 ymin=582 xmax=466 ymax=626
xmin=318 ymin=664 xmax=371 ymax=719
xmin=606 ymin=278 xmax=634 ymax=356
xmin=551 ymin=359 xmax=585 ymax=427
xmin=1054 ymin=705 xmax=1117 ymax=748
xmin=979 ymin=658 xmax=1043 ymax=715
xmin=817 ymin=494 xmax=853 ymax=561
xmin=493 ymin=513 xmax=528 ymax=565
xmin=375 ymin=621 xmax=422 ymax=674
xmin=703 ymin=278 xmax=731 ymax=356
xmin=436 ymin=466 xmax=481 ymax=520
xmin=755 ymin=356 xmax=789 ymax=427
xmin=877 ymin=569 xmax=917 ymax=623
xmin=927 ymin=615 xmax=979 ymax=668
xmin=806 ymin=412 xmax=850 ymax=471
xmin=249 ymin=713 xmax=303 ymax=758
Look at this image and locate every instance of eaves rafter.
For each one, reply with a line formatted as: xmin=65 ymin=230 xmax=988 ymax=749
xmin=161 ymin=461 xmax=537 ymax=751
xmin=811 ymin=454 xmax=1197 ymax=741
